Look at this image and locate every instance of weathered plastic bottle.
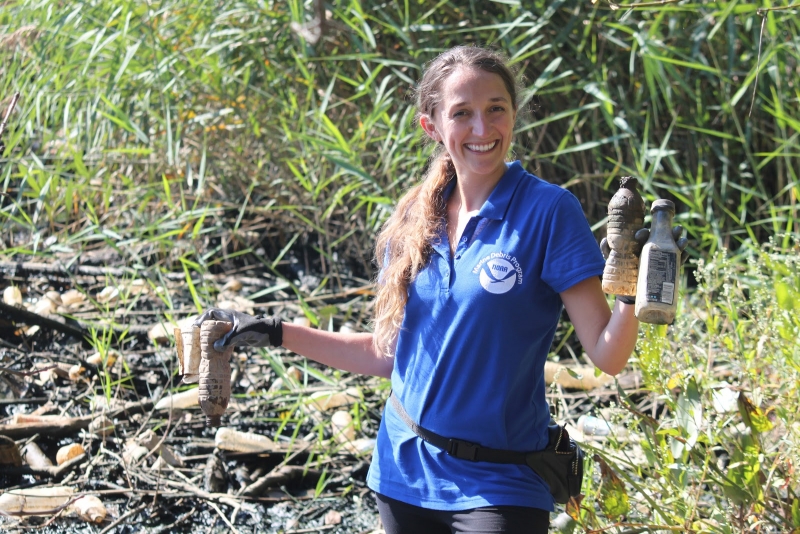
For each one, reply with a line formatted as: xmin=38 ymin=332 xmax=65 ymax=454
xmin=635 ymin=199 xmax=680 ymax=324
xmin=199 ymin=320 xmax=234 ymax=427
xmin=602 ymin=177 xmax=645 ymax=297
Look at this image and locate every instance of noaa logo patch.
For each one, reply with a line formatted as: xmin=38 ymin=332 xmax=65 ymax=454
xmin=473 ymin=252 xmax=523 ymax=294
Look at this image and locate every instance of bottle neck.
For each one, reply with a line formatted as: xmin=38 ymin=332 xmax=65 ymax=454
xmin=650 ymin=209 xmax=675 ymax=241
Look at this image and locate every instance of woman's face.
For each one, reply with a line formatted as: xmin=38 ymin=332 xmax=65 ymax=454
xmin=421 ymin=66 xmax=516 ymax=185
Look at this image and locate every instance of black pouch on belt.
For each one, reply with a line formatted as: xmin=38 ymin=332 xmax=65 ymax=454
xmin=523 ymin=422 xmax=585 ymax=504
xmin=389 ymin=392 xmax=584 ymax=504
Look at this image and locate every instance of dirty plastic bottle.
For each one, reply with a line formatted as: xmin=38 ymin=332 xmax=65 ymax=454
xmin=602 ymin=177 xmax=645 ymax=297
xmin=635 ymin=199 xmax=680 ymax=324
xmin=199 ymin=320 xmax=234 ymax=427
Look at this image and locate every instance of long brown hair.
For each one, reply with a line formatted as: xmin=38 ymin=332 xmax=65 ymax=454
xmin=372 ymin=45 xmax=521 ymax=357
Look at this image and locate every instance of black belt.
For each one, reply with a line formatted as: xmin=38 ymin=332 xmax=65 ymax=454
xmin=388 ymin=392 xmax=584 ymax=505
xmin=389 ymin=392 xmax=530 ymax=464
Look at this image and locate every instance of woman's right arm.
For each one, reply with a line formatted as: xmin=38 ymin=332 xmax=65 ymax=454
xmin=194 ymin=308 xmax=394 ymax=379
xmin=281 ymin=323 xmax=393 ymax=379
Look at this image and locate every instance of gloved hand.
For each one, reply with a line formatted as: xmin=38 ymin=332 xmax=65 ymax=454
xmin=600 ymin=226 xmax=689 ymax=264
xmin=601 ymin=226 xmax=689 ymax=305
xmin=193 ymin=309 xmax=283 ymax=350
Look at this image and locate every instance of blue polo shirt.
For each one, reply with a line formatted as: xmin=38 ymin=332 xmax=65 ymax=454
xmin=366 ymin=161 xmax=606 ymax=512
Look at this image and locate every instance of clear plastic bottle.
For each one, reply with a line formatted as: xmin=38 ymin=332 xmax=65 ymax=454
xmin=635 ymin=199 xmax=680 ymax=324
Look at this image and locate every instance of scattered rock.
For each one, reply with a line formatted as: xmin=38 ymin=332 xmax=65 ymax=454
xmin=56 ymin=443 xmax=86 ymax=465
xmin=3 ymin=286 xmax=22 ymax=306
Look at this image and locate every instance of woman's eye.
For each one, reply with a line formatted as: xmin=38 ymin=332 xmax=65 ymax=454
xmin=453 ymin=110 xmax=467 ymax=118
xmin=491 ymin=106 xmax=505 ymax=112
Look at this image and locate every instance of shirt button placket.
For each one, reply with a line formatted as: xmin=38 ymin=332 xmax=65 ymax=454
xmin=454 ymin=218 xmax=478 ymax=263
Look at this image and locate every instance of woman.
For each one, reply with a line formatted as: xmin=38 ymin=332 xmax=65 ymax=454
xmin=196 ymin=45 xmax=639 ymax=533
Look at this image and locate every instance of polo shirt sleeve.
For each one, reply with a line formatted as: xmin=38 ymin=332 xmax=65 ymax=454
xmin=541 ymin=191 xmax=605 ymax=294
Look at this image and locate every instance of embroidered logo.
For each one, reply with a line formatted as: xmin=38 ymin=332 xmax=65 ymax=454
xmin=473 ymin=252 xmax=523 ymax=294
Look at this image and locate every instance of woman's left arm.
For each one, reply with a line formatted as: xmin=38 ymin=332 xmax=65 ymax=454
xmin=559 ymin=276 xmax=638 ymax=376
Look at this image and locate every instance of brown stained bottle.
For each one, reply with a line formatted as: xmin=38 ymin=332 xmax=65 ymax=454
xmin=199 ymin=320 xmax=234 ymax=427
xmin=635 ymin=199 xmax=680 ymax=324
xmin=602 ymin=177 xmax=646 ymax=297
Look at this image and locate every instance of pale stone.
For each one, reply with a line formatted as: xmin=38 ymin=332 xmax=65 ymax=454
xmin=56 ymin=443 xmax=85 ymax=465
xmin=3 ymin=286 xmax=22 ymax=306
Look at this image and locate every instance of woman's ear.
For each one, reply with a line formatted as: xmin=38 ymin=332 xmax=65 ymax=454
xmin=419 ymin=115 xmax=440 ymax=142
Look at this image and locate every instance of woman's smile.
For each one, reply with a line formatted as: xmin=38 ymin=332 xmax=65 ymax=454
xmin=465 ymin=140 xmax=498 ymax=152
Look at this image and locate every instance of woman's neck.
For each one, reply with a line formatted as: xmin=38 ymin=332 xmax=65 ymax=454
xmin=451 ymin=168 xmax=505 ymax=213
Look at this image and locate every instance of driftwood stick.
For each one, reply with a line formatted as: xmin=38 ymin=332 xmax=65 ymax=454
xmin=0 ymin=414 xmax=94 ymax=440
xmin=0 ymin=261 xmax=277 ymax=288
xmin=0 ymin=300 xmax=87 ymax=340
xmin=241 ymin=465 xmax=322 ymax=497
xmin=1 ymin=452 xmax=87 ymax=478
xmin=97 ymin=502 xmax=149 ymax=534
xmin=0 ymin=260 xmax=136 ymax=278
xmin=0 ymin=299 xmax=154 ymax=338
xmin=0 ymin=399 xmax=154 ymax=440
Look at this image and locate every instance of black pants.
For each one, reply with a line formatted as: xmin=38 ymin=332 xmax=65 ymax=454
xmin=375 ymin=493 xmax=550 ymax=534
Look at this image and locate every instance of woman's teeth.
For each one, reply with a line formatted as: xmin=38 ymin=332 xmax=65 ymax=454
xmin=466 ymin=141 xmax=497 ymax=152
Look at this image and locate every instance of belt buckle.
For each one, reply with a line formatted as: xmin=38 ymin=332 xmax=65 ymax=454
xmin=447 ymin=439 xmax=479 ymax=461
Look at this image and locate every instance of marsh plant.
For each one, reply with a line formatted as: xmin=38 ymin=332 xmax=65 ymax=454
xmin=1 ymin=0 xmax=799 ymax=530
xmin=575 ymin=238 xmax=800 ymax=532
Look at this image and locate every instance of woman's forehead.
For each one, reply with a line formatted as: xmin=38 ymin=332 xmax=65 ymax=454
xmin=438 ymin=67 xmax=511 ymax=106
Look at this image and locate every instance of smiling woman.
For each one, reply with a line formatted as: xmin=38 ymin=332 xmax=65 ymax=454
xmin=358 ymin=46 xmax=640 ymax=533
xmin=194 ymin=44 xmax=641 ymax=534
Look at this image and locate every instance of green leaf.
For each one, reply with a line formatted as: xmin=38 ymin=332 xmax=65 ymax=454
xmin=643 ymin=53 xmax=721 ymax=74
xmin=724 ymin=430 xmax=764 ymax=506
xmin=676 ymin=379 xmax=703 ymax=450
xmin=583 ymin=81 xmax=616 ymax=106
xmin=599 ymin=476 xmax=629 ymax=519
xmin=775 ymin=281 xmax=797 ymax=311
xmin=520 ymin=57 xmax=562 ymax=103
xmin=677 ymin=123 xmax=742 ymax=142
xmin=539 ymin=134 xmax=630 ymax=158
xmin=565 ymin=367 xmax=582 ymax=380
xmin=737 ymin=393 xmax=773 ymax=433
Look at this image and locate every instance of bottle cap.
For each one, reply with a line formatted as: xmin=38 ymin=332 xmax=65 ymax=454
xmin=650 ymin=199 xmax=675 ymax=213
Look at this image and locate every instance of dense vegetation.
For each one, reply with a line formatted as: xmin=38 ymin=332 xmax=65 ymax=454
xmin=1 ymin=0 xmax=799 ymax=531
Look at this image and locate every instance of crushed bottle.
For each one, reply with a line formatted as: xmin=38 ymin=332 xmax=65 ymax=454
xmin=198 ymin=320 xmax=234 ymax=427
xmin=602 ymin=177 xmax=645 ymax=297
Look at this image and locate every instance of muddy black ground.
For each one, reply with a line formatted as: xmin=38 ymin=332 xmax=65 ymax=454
xmin=0 ymin=258 xmax=386 ymax=533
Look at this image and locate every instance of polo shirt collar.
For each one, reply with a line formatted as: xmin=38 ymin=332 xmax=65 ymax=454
xmin=479 ymin=161 xmax=525 ymax=221
xmin=443 ymin=161 xmax=525 ymax=222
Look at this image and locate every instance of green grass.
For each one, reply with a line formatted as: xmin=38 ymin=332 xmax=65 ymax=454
xmin=2 ymin=0 xmax=799 ymax=531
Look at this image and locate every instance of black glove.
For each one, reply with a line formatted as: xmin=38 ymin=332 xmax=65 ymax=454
xmin=601 ymin=226 xmax=690 ymax=306
xmin=600 ymin=225 xmax=689 ymax=264
xmin=193 ymin=309 xmax=283 ymax=350
xmin=633 ymin=225 xmax=690 ymax=265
